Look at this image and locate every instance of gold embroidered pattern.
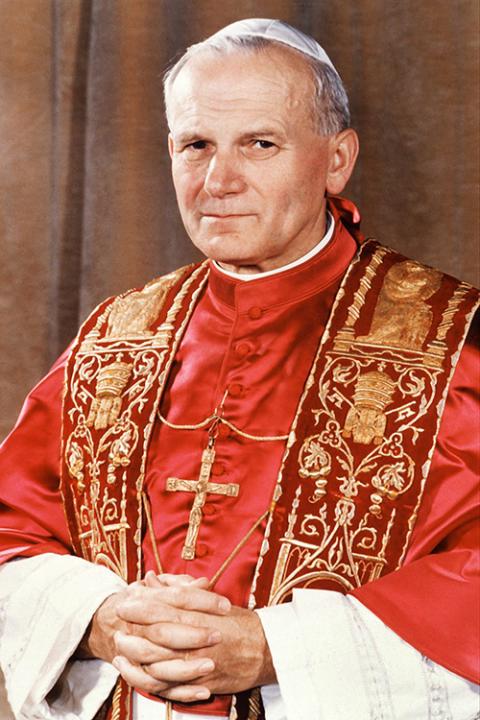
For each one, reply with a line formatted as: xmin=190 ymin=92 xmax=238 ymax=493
xmin=86 ymin=361 xmax=133 ymax=430
xmin=247 ymin=241 xmax=478 ymax=611
xmin=342 ymin=370 xmax=396 ymax=445
xmin=359 ymin=261 xmax=442 ymax=349
xmin=61 ymin=264 xmax=209 ymax=581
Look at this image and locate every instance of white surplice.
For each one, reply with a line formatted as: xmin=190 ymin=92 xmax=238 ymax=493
xmin=0 ymin=554 xmax=478 ymax=720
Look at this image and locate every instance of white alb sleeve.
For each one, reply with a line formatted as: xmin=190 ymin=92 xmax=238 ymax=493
xmin=0 ymin=553 xmax=126 ymax=720
xmin=256 ymin=589 xmax=479 ymax=720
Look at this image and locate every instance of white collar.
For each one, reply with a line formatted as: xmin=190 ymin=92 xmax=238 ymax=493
xmin=213 ymin=212 xmax=335 ymax=282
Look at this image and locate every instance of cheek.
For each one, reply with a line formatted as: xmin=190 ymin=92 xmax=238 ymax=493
xmin=172 ymin=164 xmax=204 ymax=209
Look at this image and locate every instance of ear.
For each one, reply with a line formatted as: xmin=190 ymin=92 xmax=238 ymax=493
xmin=325 ymin=129 xmax=359 ymax=195
xmin=168 ymin=133 xmax=174 ymax=159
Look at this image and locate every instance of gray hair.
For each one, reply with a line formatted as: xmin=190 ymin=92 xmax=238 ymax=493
xmin=163 ymin=35 xmax=350 ymax=136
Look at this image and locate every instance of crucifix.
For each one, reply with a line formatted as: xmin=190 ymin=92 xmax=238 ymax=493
xmin=166 ymin=436 xmax=240 ymax=560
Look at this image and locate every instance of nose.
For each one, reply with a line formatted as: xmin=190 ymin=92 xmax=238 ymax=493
xmin=203 ymin=151 xmax=246 ymax=198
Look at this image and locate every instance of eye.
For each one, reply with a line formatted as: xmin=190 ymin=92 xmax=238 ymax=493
xmin=184 ymin=140 xmax=208 ymax=151
xmin=245 ymin=139 xmax=279 ymax=159
xmin=253 ymin=139 xmax=275 ymax=150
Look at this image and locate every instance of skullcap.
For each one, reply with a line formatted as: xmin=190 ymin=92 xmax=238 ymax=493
xmin=206 ymin=18 xmax=338 ymax=74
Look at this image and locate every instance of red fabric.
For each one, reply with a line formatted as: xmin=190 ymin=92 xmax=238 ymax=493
xmin=351 ymin=313 xmax=480 ymax=682
xmin=0 ymin=200 xmax=478 ymax=700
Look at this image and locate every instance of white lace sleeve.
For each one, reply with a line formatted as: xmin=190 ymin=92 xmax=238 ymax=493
xmin=0 ymin=553 xmax=126 ymax=719
xmin=257 ymin=590 xmax=479 ymax=720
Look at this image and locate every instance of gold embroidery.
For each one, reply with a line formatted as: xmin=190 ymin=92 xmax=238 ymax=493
xmin=107 ymin=271 xmax=183 ymax=338
xmin=250 ymin=243 xmax=476 ymax=609
xmin=66 ymin=440 xmax=85 ymax=492
xmin=333 ymin=244 xmax=387 ymax=353
xmin=298 ymin=437 xmax=331 ymax=500
xmin=86 ymin=361 xmax=133 ymax=430
xmin=107 ymin=426 xmax=137 ymax=483
xmin=425 ymin=283 xmax=472 ymax=367
xmin=62 ymin=264 xmax=209 ymax=581
xmin=359 ymin=261 xmax=442 ymax=350
xmin=369 ymin=458 xmax=414 ymax=516
xmin=342 ymin=370 xmax=395 ymax=445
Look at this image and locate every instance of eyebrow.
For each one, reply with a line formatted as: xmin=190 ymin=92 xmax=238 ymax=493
xmin=174 ymin=128 xmax=284 ymax=145
xmin=173 ymin=132 xmax=204 ymax=145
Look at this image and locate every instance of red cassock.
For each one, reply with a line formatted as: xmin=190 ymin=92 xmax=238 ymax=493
xmin=0 ymin=205 xmax=478 ymax=704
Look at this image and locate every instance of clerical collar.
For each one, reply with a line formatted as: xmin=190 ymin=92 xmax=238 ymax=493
xmin=212 ymin=212 xmax=335 ymax=282
xmin=208 ymin=212 xmax=357 ymax=313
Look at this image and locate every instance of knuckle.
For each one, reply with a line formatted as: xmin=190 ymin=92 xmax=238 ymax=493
xmin=152 ymin=623 xmax=170 ymax=645
xmin=143 ymin=645 xmax=161 ymax=663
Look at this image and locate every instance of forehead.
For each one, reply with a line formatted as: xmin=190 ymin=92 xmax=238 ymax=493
xmin=167 ymin=46 xmax=315 ymax=132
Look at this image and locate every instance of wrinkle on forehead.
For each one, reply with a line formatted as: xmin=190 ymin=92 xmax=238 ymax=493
xmin=167 ymin=47 xmax=316 ymax=133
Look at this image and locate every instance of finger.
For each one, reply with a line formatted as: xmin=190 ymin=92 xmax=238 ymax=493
xmin=190 ymin=576 xmax=210 ymax=589
xmin=160 ymin=684 xmax=211 ymax=703
xmin=118 ymin=586 xmax=231 ymax=621
xmin=163 ymin=584 xmax=231 ymax=614
xmin=141 ymin=621 xmax=221 ymax=650
xmin=112 ymin=656 xmax=211 ymax=701
xmin=114 ymin=631 xmax=177 ymax=664
xmin=156 ymin=573 xmax=209 ymax=588
xmin=112 ymin=655 xmax=169 ymax=695
xmin=129 ymin=579 xmax=146 ymax=588
xmin=145 ymin=572 xmax=209 ymax=591
xmin=144 ymin=571 xmax=163 ymax=588
xmin=146 ymin=657 xmax=215 ymax=683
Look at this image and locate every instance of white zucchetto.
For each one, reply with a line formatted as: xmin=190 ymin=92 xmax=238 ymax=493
xmin=206 ymin=18 xmax=338 ymax=75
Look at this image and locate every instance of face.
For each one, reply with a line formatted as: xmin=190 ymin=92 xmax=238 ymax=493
xmin=167 ymin=47 xmax=353 ymax=273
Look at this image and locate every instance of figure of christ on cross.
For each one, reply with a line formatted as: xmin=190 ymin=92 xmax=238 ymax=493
xmin=166 ymin=436 xmax=240 ymax=560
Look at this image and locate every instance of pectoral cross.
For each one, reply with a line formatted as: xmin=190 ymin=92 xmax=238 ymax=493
xmin=166 ymin=438 xmax=240 ymax=560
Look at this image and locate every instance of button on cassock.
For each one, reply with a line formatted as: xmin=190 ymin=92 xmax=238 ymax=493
xmin=196 ymin=543 xmax=208 ymax=558
xmin=247 ymin=306 xmax=263 ymax=320
xmin=235 ymin=341 xmax=253 ymax=358
xmin=228 ymin=382 xmax=244 ymax=398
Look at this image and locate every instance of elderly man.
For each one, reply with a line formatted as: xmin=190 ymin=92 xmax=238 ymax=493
xmin=0 ymin=18 xmax=478 ymax=720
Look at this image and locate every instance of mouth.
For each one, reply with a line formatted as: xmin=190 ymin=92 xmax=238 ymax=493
xmin=201 ymin=213 xmax=254 ymax=219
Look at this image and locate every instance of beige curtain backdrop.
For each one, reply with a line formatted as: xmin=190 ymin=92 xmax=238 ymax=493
xmin=0 ymin=0 xmax=478 ymax=439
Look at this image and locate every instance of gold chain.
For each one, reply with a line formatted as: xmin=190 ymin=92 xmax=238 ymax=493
xmin=158 ymin=412 xmax=288 ymax=442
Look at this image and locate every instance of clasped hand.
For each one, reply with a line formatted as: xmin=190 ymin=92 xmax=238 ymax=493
xmin=82 ymin=572 xmax=275 ymax=702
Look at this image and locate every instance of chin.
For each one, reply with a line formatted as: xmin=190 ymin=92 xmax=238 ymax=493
xmin=193 ymin=233 xmax=256 ymax=263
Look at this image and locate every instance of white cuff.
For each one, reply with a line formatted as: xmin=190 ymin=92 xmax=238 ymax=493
xmin=0 ymin=553 xmax=126 ymax=719
xmin=257 ymin=590 xmax=479 ymax=720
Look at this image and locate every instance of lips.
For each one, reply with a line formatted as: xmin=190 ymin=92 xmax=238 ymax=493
xmin=201 ymin=213 xmax=253 ymax=219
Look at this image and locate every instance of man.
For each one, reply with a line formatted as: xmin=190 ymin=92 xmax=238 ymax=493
xmin=0 ymin=18 xmax=478 ymax=720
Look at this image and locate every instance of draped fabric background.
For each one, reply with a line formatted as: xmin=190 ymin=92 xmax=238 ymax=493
xmin=0 ymin=0 xmax=478 ymax=439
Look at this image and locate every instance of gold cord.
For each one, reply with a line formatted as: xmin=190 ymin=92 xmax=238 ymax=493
xmin=142 ymin=490 xmax=270 ymax=589
xmin=142 ymin=491 xmax=164 ymax=575
xmin=207 ymin=509 xmax=269 ymax=589
xmin=157 ymin=411 xmax=217 ymax=431
xmin=158 ymin=412 xmax=288 ymax=442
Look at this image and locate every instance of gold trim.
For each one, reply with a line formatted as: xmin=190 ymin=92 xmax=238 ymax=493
xmin=133 ymin=263 xmax=210 ymax=579
xmin=251 ymin=243 xmax=384 ymax=606
xmin=396 ymin=294 xmax=480 ymax=568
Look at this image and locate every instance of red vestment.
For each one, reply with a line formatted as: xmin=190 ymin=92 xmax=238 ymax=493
xmin=0 ymin=200 xmax=478 ymax=715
